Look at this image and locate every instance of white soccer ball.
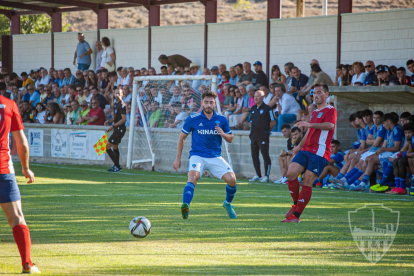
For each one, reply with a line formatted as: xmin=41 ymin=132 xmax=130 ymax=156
xmin=129 ymin=216 xmax=151 ymax=238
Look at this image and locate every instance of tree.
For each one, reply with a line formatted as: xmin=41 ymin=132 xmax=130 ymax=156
xmin=0 ymin=7 xmax=70 ymax=61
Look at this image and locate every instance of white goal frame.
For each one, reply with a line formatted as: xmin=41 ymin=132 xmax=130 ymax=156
xmin=126 ymin=75 xmax=233 ymax=171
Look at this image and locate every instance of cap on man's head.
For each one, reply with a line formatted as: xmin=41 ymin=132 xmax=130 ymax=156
xmin=253 ymin=61 xmax=262 ymax=66
xmin=211 ymin=66 xmax=218 ymax=70
xmin=254 ymin=84 xmax=261 ymax=91
xmin=21 ymin=72 xmax=28 ymax=77
xmin=189 ymin=63 xmax=200 ymax=68
xmin=378 ymin=65 xmax=389 ymax=73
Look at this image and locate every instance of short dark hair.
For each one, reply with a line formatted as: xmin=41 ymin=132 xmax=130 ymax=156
xmin=355 ymin=111 xmax=364 ymax=120
xmin=348 ymin=113 xmax=356 ymax=122
xmin=101 ymin=37 xmax=110 ymax=47
xmin=101 ymin=69 xmax=108 ymax=73
xmin=159 ymin=54 xmax=168 ymax=61
xmin=23 ymin=100 xmax=30 ymax=105
xmin=21 ymin=72 xmax=27 ymax=76
xmin=160 ymin=66 xmax=167 ymax=70
xmin=402 ymin=122 xmax=414 ymax=133
xmin=397 ymin=67 xmax=406 ymax=72
xmin=374 ymin=110 xmax=384 ymax=117
xmin=284 ymin=62 xmax=294 ymax=70
xmin=108 ymin=71 xmax=117 ymax=78
xmin=291 ymin=127 xmax=301 ymax=133
xmin=400 ymin=112 xmax=411 ymax=119
xmin=314 ymin=82 xmax=329 ymax=93
xmin=383 ymin=113 xmax=398 ymax=124
xmin=0 ymin=83 xmax=6 ymax=90
xmin=331 ymin=139 xmax=340 ymax=146
xmin=64 ymin=68 xmax=71 ymax=72
xmin=407 ymin=115 xmax=414 ymax=123
xmin=117 ymin=67 xmax=123 ymax=72
xmin=202 ymin=91 xmax=217 ymax=100
xmin=281 ymin=124 xmax=291 ymax=131
xmin=274 ymin=84 xmax=286 ymax=93
xmin=311 ymin=64 xmax=322 ymax=73
xmin=363 ymin=109 xmax=373 ymax=117
xmin=406 ymin=59 xmax=414 ymax=67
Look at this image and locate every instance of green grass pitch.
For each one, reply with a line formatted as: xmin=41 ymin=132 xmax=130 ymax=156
xmin=0 ymin=163 xmax=413 ymax=275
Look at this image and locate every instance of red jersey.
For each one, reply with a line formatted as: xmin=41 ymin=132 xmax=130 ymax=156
xmin=0 ymin=95 xmax=24 ymax=174
xmin=301 ymin=105 xmax=337 ymax=161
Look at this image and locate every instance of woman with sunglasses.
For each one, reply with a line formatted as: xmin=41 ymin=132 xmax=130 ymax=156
xmin=86 ymin=70 xmax=98 ymax=88
xmin=35 ymin=103 xmax=46 ymax=124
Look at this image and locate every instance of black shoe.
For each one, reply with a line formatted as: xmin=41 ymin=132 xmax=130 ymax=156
xmin=113 ymin=166 xmax=122 ymax=172
xmin=108 ymin=165 xmax=115 ymax=172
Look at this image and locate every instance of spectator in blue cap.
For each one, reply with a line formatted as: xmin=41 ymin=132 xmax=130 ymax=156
xmin=253 ymin=61 xmax=268 ymax=88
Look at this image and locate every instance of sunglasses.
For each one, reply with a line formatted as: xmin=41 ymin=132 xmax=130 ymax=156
xmin=81 ymin=105 xmax=87 ymax=107
xmin=365 ymin=65 xmax=372 ymax=68
xmin=28 ymin=88 xmax=34 ymax=90
xmin=88 ymin=73 xmax=94 ymax=76
xmin=76 ymin=89 xmax=82 ymax=92
xmin=185 ymin=70 xmax=190 ymax=72
xmin=77 ymin=73 xmax=82 ymax=75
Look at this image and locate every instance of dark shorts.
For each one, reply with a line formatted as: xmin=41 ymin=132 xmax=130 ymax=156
xmin=108 ymin=126 xmax=126 ymax=145
xmin=0 ymin=174 xmax=21 ymax=204
xmin=292 ymin=151 xmax=329 ymax=177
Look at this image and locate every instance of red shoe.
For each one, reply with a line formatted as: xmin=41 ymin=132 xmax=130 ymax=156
xmin=285 ymin=205 xmax=297 ymax=218
xmin=395 ymin=188 xmax=407 ymax=194
xmin=281 ymin=214 xmax=300 ymax=223
xmin=315 ymin=182 xmax=323 ymax=187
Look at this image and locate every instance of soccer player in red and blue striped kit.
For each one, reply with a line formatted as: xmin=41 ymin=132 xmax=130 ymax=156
xmin=0 ymin=95 xmax=41 ymax=273
xmin=282 ymin=83 xmax=337 ymax=223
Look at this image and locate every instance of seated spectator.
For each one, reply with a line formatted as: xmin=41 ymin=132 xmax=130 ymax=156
xmin=21 ymin=101 xmax=33 ymax=123
xmin=396 ymin=67 xmax=411 ymax=86
xmin=190 ymin=63 xmax=202 ymax=92
xmin=351 ymin=62 xmax=366 ymax=86
xmin=284 ymin=62 xmax=294 ymax=91
xmin=42 ymin=86 xmax=56 ymax=105
xmin=76 ymin=100 xmax=90 ymax=125
xmin=100 ymin=69 xmax=110 ymax=91
xmin=76 ymin=86 xmax=87 ymax=103
xmin=53 ymin=87 xmax=62 ymax=106
xmin=271 ymin=84 xmax=301 ymax=132
xmin=334 ymin=64 xmax=343 ymax=86
xmin=45 ymin=102 xmax=64 ymax=124
xmin=253 ymin=61 xmax=268 ymax=88
xmin=122 ymin=85 xmax=132 ymax=103
xmin=86 ymin=70 xmax=98 ymax=88
xmin=274 ymin=124 xmax=293 ymax=184
xmin=169 ymin=86 xmax=181 ymax=105
xmin=311 ymin=64 xmax=333 ymax=86
xmin=227 ymin=86 xmax=243 ymax=122
xmin=224 ymin=86 xmax=238 ymax=116
xmin=56 ymin=70 xmax=65 ymax=87
xmin=127 ymin=67 xmax=134 ymax=86
xmin=85 ymin=99 xmax=105 ymax=125
xmin=148 ymin=101 xmax=164 ymax=128
xmin=62 ymin=68 xmax=76 ymax=86
xmin=74 ymin=70 xmax=85 ymax=88
xmin=364 ymin=60 xmax=376 ymax=85
xmin=35 ymin=103 xmax=46 ymax=124
xmin=21 ymin=72 xmax=34 ymax=87
xmin=90 ymin=86 xmax=108 ymax=110
xmin=237 ymin=62 xmax=256 ymax=86
xmin=39 ymin=68 xmax=51 ymax=86
xmin=236 ymin=84 xmax=256 ymax=130
xmin=290 ymin=66 xmax=308 ymax=94
xmin=229 ymin=67 xmax=238 ymax=85
xmin=270 ymin=65 xmax=286 ymax=85
xmin=407 ymin=59 xmax=414 ymax=86
xmin=260 ymin=86 xmax=273 ymax=105
xmin=37 ymin=85 xmax=46 ymax=102
xmin=166 ymin=104 xmax=188 ymax=128
xmin=70 ymin=100 xmax=81 ymax=125
xmin=341 ymin=64 xmax=351 ymax=86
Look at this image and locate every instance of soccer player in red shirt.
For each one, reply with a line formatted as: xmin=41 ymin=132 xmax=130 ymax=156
xmin=0 ymin=95 xmax=41 ymax=273
xmin=282 ymin=83 xmax=337 ymax=223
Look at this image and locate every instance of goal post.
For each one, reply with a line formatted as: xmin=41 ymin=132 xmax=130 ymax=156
xmin=126 ymin=75 xmax=233 ymax=171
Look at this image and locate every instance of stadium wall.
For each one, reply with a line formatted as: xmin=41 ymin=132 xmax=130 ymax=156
xmin=100 ymin=28 xmax=148 ymax=70
xmin=151 ymin=24 xmax=204 ymax=69
xmin=12 ymin=33 xmax=52 ymax=75
xmin=270 ymin=16 xmax=338 ymax=81
xmin=207 ymin=21 xmax=267 ymax=71
xmin=341 ymin=9 xmax=414 ymax=70
xmin=19 ymin=125 xmax=287 ymax=179
xmin=53 ymin=31 xmax=98 ymax=73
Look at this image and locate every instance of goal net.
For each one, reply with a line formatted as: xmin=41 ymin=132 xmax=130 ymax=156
xmin=126 ymin=75 xmax=233 ymax=171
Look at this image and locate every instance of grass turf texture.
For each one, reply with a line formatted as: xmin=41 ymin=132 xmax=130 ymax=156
xmin=1 ymin=163 xmax=413 ymax=275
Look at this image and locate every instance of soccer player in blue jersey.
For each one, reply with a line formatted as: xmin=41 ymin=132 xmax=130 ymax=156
xmin=173 ymin=91 xmax=237 ymax=219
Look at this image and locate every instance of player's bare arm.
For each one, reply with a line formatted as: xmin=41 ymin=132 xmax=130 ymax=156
xmin=11 ymin=129 xmax=35 ymax=184
xmin=173 ymin=132 xmax=188 ymax=171
xmin=292 ymin=131 xmax=309 ymax=155
xmin=215 ymin=126 xmax=234 ymax=143
xmin=296 ymin=121 xmax=334 ymax=131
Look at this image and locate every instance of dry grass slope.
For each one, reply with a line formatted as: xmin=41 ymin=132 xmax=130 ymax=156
xmin=64 ymin=0 xmax=414 ymax=32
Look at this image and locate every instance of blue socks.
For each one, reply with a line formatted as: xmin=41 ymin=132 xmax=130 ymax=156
xmin=347 ymin=169 xmax=364 ymax=184
xmin=361 ymin=174 xmax=371 ymax=185
xmin=225 ymin=184 xmax=237 ymax=204
xmin=395 ymin=177 xmax=401 ymax=188
xmin=379 ymin=164 xmax=394 ymax=186
xmin=400 ymin=178 xmax=407 ymax=189
xmin=183 ymin=182 xmax=195 ymax=205
xmin=336 ymin=173 xmax=344 ymax=179
xmin=345 ymin=168 xmax=359 ymax=181
xmin=313 ymin=178 xmax=320 ymax=185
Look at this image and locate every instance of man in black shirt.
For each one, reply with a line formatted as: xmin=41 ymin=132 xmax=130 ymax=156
xmin=248 ymin=90 xmax=275 ymax=182
xmin=21 ymin=101 xmax=34 ymax=123
xmin=91 ymin=87 xmax=108 ymax=109
xmin=105 ymin=89 xmax=126 ymax=172
xmin=253 ymin=61 xmax=269 ymax=88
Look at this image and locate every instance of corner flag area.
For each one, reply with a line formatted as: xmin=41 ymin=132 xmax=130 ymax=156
xmin=0 ymin=163 xmax=413 ymax=275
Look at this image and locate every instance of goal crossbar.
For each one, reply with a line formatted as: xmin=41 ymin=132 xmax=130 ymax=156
xmin=126 ymin=75 xmax=233 ymax=171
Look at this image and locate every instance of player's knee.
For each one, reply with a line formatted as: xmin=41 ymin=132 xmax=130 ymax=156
xmin=8 ymin=214 xmax=26 ymax=228
xmin=280 ymin=150 xmax=286 ymax=157
xmin=286 ymin=170 xmax=297 ymax=181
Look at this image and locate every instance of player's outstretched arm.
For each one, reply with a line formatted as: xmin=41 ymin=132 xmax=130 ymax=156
xmin=297 ymin=121 xmax=334 ymax=131
xmin=173 ymin=132 xmax=188 ymax=171
xmin=11 ymin=129 xmax=35 ymax=183
xmin=215 ymin=126 xmax=234 ymax=143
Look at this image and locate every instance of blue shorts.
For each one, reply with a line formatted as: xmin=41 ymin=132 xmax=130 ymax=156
xmin=292 ymin=151 xmax=329 ymax=177
xmin=0 ymin=174 xmax=21 ymax=204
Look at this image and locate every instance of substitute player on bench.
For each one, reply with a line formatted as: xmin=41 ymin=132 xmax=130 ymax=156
xmin=282 ymin=83 xmax=337 ymax=223
xmin=0 ymin=95 xmax=41 ymax=273
xmin=173 ymin=91 xmax=237 ymax=219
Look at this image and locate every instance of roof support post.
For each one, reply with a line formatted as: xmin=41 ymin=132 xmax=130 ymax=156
xmin=204 ymin=0 xmax=217 ymax=69
xmin=51 ymin=13 xmax=62 ymax=69
xmin=337 ymin=0 xmax=352 ymax=65
xmin=148 ymin=5 xmax=160 ymax=69
xmin=266 ymin=0 xmax=280 ymax=77
xmin=97 ymin=9 xmax=109 ymax=41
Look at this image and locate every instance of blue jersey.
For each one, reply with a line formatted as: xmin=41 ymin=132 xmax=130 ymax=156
xmin=385 ymin=125 xmax=403 ymax=149
xmin=371 ymin=124 xmax=387 ymax=151
xmin=331 ymin=150 xmax=345 ymax=169
xmin=182 ymin=111 xmax=232 ymax=158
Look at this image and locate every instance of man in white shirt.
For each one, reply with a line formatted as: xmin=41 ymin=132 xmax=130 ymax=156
xmin=260 ymin=85 xmax=273 ymax=105
xmin=189 ymin=63 xmax=202 ymax=93
xmin=121 ymin=67 xmax=130 ymax=85
xmin=39 ymin=68 xmax=51 ymax=86
xmin=274 ymin=84 xmax=300 ymax=132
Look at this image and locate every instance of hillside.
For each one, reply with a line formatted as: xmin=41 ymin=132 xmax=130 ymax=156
xmin=64 ymin=0 xmax=414 ymax=31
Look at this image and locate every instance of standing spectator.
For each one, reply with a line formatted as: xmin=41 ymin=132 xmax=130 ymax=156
xmin=85 ymin=99 xmax=105 ymax=125
xmin=158 ymin=54 xmax=191 ymax=68
xmin=248 ymin=90 xmax=275 ymax=182
xmin=73 ymin=32 xmax=93 ymax=71
xmin=100 ymin=37 xmax=116 ymax=71
xmin=39 ymin=68 xmax=51 ymax=86
xmin=270 ymin=65 xmax=286 ymax=85
xmin=273 ymin=84 xmax=301 ymax=132
xmin=76 ymin=100 xmax=90 ymax=125
xmin=62 ymin=68 xmax=76 ymax=86
xmin=95 ymin=41 xmax=104 ymax=73
xmin=311 ymin=64 xmax=333 ymax=86
xmin=364 ymin=60 xmax=376 ymax=84
xmin=149 ymin=101 xmax=164 ymax=128
xmin=351 ymin=62 xmax=366 ymax=86
xmin=253 ymin=61 xmax=269 ymax=88
xmin=237 ymin=62 xmax=256 ymax=86
xmin=229 ymin=67 xmax=238 ymax=85
xmin=21 ymin=72 xmax=34 ymax=87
